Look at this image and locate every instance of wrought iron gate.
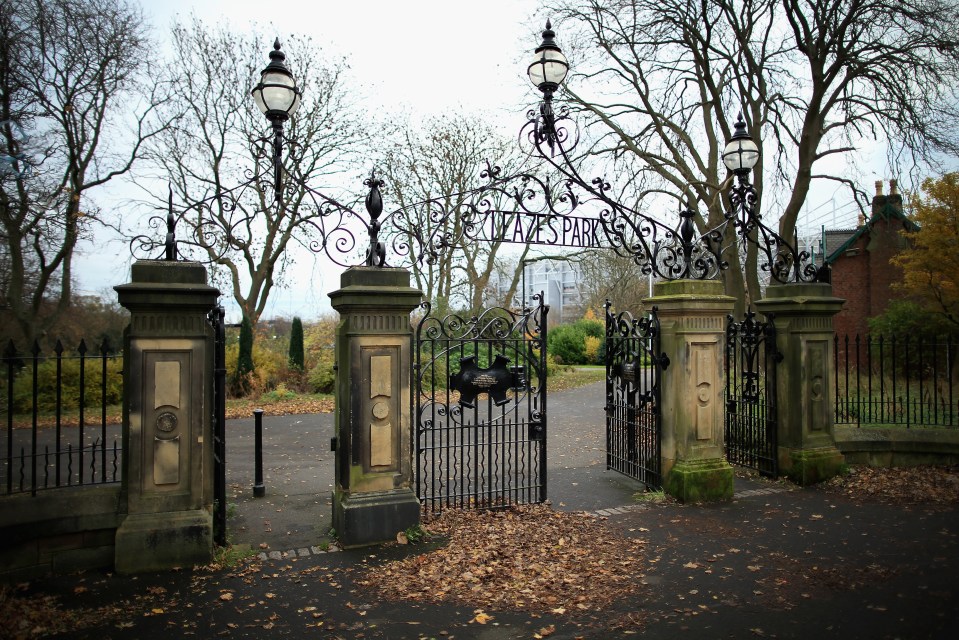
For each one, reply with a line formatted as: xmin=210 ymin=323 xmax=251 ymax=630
xmin=414 ymin=296 xmax=548 ymax=511
xmin=724 ymin=312 xmax=781 ymax=476
xmin=604 ymin=303 xmax=668 ymax=488
xmin=209 ymin=305 xmax=227 ymax=546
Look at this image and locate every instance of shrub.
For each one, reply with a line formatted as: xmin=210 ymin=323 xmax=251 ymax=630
xmin=867 ymin=301 xmax=956 ymax=339
xmin=584 ymin=335 xmax=602 ymax=364
xmin=548 ymin=324 xmax=587 ymax=364
xmin=11 ymin=356 xmax=123 ymax=413
xmin=308 ymin=351 xmax=336 ymax=394
xmin=226 ymin=333 xmax=287 ymax=399
xmin=289 ymin=317 xmax=305 ymax=371
xmin=304 ymin=316 xmax=337 ymax=389
xmin=260 ymin=383 xmax=297 ymax=403
xmin=547 ymin=318 xmax=604 ymax=366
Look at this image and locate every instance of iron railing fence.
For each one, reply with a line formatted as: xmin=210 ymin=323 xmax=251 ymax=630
xmin=834 ymin=334 xmax=959 ymax=429
xmin=1 ymin=338 xmax=123 ymax=496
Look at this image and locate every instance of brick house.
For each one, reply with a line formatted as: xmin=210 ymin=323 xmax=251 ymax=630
xmin=824 ymin=179 xmax=918 ymax=338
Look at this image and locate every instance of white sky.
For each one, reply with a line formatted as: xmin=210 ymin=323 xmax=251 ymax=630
xmin=71 ymin=0 xmax=906 ymax=321
xmin=73 ymin=0 xmax=543 ymax=321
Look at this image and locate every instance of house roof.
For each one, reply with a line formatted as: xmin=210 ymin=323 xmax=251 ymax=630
xmin=825 ymin=199 xmax=918 ymax=265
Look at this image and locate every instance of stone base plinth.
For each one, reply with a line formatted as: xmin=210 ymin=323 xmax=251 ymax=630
xmin=332 ymin=489 xmax=420 ymax=548
xmin=114 ymin=510 xmax=212 ymax=574
xmin=783 ymin=446 xmax=845 ymax=486
xmin=664 ymin=458 xmax=734 ymax=503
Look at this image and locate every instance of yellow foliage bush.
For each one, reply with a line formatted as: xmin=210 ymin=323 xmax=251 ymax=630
xmin=584 ymin=335 xmax=602 ymax=364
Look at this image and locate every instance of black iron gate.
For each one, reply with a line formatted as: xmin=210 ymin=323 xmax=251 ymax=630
xmin=209 ymin=305 xmax=227 ymax=546
xmin=724 ymin=311 xmax=781 ymax=476
xmin=604 ymin=303 xmax=668 ymax=488
xmin=414 ymin=296 xmax=548 ymax=511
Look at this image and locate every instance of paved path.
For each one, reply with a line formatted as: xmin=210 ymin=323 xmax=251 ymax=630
xmin=12 ymin=381 xmax=959 ymax=638
xmin=224 ymin=381 xmax=639 ymax=551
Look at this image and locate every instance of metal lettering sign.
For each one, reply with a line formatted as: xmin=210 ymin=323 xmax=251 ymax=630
xmin=468 ymin=211 xmax=604 ymax=249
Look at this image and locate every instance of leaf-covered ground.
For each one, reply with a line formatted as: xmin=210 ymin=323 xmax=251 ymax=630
xmin=360 ymin=504 xmax=646 ymax=614
xmin=822 ymin=464 xmax=959 ymax=504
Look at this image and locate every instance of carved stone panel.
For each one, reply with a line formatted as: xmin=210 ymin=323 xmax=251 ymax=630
xmin=803 ymin=339 xmax=829 ymax=433
xmin=692 ymin=342 xmax=717 ymax=441
xmin=361 ymin=348 xmax=400 ymax=472
xmin=154 ymin=436 xmax=180 ymax=485
xmin=141 ymin=348 xmax=192 ymax=494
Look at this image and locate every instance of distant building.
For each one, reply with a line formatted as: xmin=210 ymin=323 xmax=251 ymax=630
xmin=823 ymin=179 xmax=918 ymax=338
xmin=490 ymin=259 xmax=586 ymax=324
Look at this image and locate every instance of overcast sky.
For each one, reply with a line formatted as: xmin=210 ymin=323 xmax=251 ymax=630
xmin=74 ymin=0 xmax=543 ymax=321
xmin=72 ymin=0 xmax=892 ymax=321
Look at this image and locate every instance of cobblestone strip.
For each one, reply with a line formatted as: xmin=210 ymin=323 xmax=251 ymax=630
xmin=257 ymin=545 xmax=339 ymax=562
xmin=591 ymin=484 xmax=794 ymax=518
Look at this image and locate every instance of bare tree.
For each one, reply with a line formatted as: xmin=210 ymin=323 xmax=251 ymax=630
xmin=143 ymin=20 xmax=366 ymax=327
xmin=575 ymin=247 xmax=652 ymax=314
xmin=378 ymin=114 xmax=537 ymax=315
xmin=0 ymin=0 xmax=168 ymax=345
xmin=546 ymin=0 xmax=959 ymax=312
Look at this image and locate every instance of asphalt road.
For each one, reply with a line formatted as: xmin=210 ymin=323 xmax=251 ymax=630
xmin=224 ymin=380 xmax=640 ymax=549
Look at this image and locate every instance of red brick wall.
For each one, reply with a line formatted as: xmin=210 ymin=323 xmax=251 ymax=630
xmin=830 ymin=189 xmax=909 ymax=339
xmin=832 ymin=234 xmax=872 ymax=339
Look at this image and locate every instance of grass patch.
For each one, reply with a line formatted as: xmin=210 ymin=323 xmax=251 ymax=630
xmin=632 ymin=488 xmax=669 ymax=503
xmin=548 ymin=366 xmax=607 ymax=391
xmin=210 ymin=544 xmax=257 ymax=570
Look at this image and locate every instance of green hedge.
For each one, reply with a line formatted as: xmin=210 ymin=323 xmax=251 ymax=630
xmin=10 ymin=357 xmax=123 ymax=413
xmin=547 ymin=319 xmax=604 ymax=365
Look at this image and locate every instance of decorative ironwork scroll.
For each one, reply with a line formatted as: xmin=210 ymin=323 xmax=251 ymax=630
xmin=133 ymin=103 xmax=828 ymax=286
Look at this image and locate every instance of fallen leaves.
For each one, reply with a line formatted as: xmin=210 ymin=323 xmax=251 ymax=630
xmin=224 ymin=396 xmax=334 ymax=420
xmin=823 ymin=465 xmax=959 ymax=504
xmin=0 ymin=585 xmax=108 ymax=639
xmin=470 ymin=610 xmax=493 ymax=624
xmin=362 ymin=504 xmax=646 ymax=614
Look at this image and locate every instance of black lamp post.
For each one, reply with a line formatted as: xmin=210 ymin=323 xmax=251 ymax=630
xmin=722 ymin=113 xmax=761 ymax=230
xmin=528 ymin=20 xmax=569 ymax=151
xmin=251 ymin=39 xmax=302 ymax=205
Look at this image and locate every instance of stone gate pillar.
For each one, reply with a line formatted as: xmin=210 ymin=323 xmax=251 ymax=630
xmin=755 ymin=283 xmax=845 ymax=485
xmin=329 ymin=267 xmax=422 ymax=547
xmin=648 ymin=280 xmax=735 ymax=502
xmin=113 ymin=260 xmax=219 ymax=573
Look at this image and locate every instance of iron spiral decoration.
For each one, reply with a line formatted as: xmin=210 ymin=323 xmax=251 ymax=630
xmin=132 ymin=106 xmax=826 ymax=285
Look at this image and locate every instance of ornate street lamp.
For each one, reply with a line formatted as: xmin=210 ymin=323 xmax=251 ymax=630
xmin=528 ymin=20 xmax=569 ymax=150
xmin=251 ymin=39 xmax=302 ymax=204
xmin=722 ymin=113 xmax=828 ymax=283
xmin=722 ymin=113 xmax=760 ymax=176
xmin=722 ymin=113 xmax=761 ymax=231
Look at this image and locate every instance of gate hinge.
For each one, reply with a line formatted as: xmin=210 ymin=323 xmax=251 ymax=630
xmin=330 ymin=437 xmax=337 ymax=452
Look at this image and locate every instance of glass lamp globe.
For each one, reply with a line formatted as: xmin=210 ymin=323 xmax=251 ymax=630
xmin=252 ymin=39 xmax=302 ymax=121
xmin=723 ymin=115 xmax=760 ymax=173
xmin=528 ymin=21 xmax=569 ymax=92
